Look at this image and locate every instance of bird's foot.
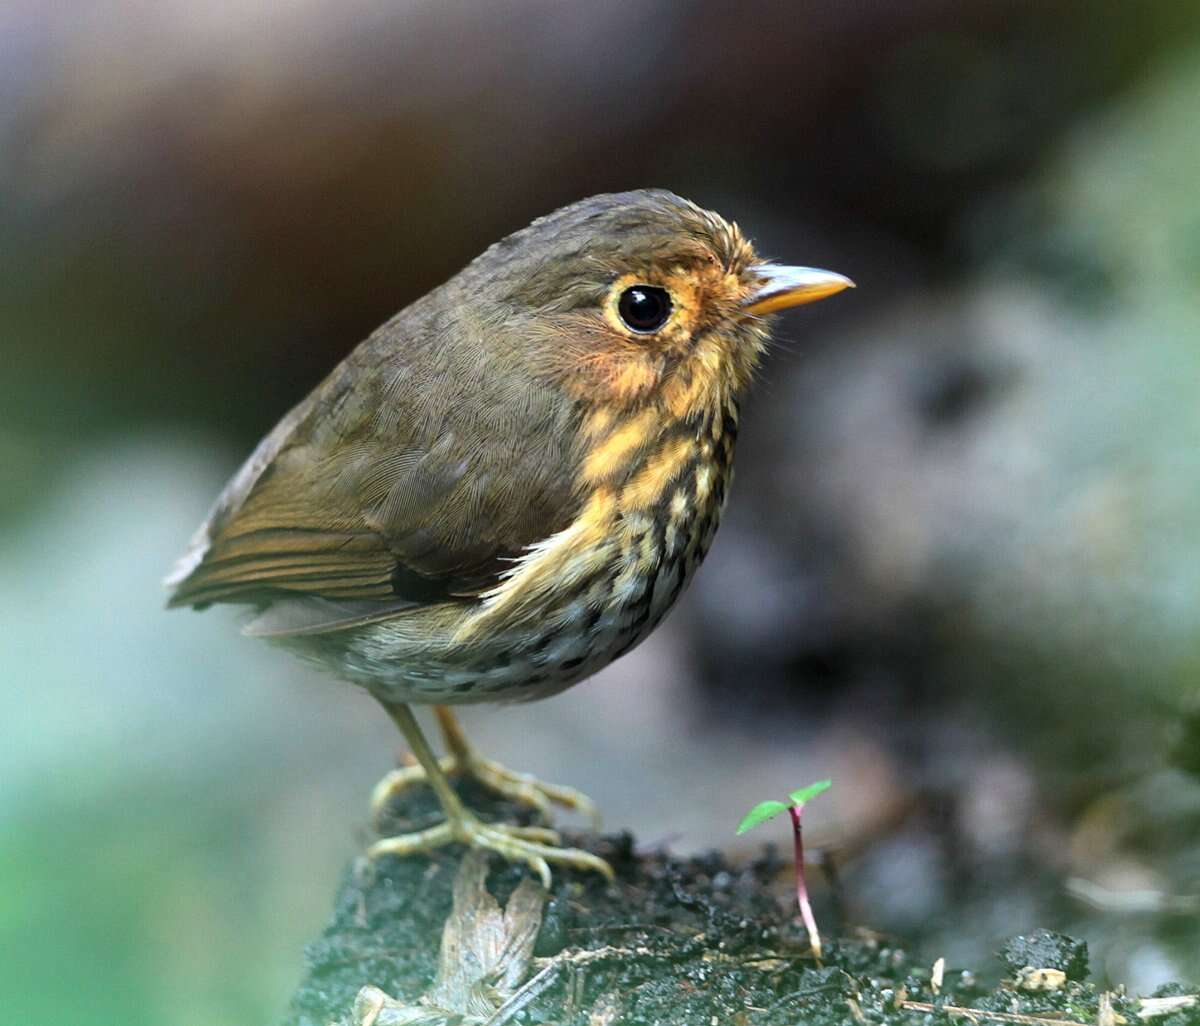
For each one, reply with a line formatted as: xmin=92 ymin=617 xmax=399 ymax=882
xmin=370 ymin=754 xmax=600 ymax=830
xmin=366 ymin=813 xmax=614 ymax=888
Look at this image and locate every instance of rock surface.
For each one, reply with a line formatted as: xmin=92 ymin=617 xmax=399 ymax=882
xmin=282 ymin=787 xmax=1185 ymax=1026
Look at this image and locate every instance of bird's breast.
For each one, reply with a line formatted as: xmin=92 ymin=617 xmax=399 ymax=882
xmin=456 ymin=402 xmax=737 ymax=670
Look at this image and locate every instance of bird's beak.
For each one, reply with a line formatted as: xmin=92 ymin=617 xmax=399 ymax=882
xmin=743 ymin=264 xmax=855 ymax=315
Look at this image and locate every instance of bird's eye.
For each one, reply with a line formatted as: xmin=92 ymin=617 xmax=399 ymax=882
xmin=617 ymin=285 xmax=672 ymax=334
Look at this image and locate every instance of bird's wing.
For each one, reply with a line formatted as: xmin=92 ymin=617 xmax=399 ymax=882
xmin=165 ymin=310 xmax=581 ymax=614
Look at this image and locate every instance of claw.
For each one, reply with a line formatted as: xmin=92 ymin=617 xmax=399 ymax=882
xmin=470 ymin=757 xmax=602 ymax=829
xmin=370 ymin=756 xmax=456 ymax=828
xmin=367 ymin=814 xmax=614 ymax=888
xmin=371 ymin=752 xmax=601 ymax=831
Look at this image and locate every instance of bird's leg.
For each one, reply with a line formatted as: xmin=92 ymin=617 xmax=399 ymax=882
xmin=370 ymin=705 xmax=600 ymax=829
xmin=437 ymin=706 xmax=601 ymax=827
xmin=367 ymin=702 xmax=612 ymax=887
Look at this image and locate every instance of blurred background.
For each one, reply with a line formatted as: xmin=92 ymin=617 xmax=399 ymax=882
xmin=5 ymin=1 xmax=1200 ymax=1022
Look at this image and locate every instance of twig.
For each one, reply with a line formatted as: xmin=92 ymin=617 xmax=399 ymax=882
xmin=484 ymin=962 xmax=563 ymax=1026
xmin=531 ymin=943 xmax=800 ymax=972
xmin=763 ymin=981 xmax=845 ymax=1015
xmin=1067 ymin=876 xmax=1200 ymax=915
xmin=532 ymin=944 xmax=655 ymax=969
xmin=1138 ymin=994 xmax=1199 ymax=1019
xmin=900 ymin=1000 xmax=1090 ymax=1025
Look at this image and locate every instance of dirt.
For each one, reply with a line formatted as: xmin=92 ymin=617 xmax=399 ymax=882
xmin=282 ymin=782 xmax=1196 ymax=1026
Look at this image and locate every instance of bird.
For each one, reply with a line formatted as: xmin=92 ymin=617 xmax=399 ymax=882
xmin=165 ymin=189 xmax=853 ymax=886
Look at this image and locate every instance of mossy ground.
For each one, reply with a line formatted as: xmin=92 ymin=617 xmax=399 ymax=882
xmin=283 ymin=783 xmax=1195 ymax=1026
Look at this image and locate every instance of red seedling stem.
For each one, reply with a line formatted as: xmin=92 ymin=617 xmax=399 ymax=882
xmin=789 ymin=804 xmax=822 ymax=961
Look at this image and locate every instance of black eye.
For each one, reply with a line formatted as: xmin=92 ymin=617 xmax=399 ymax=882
xmin=617 ymin=285 xmax=672 ymax=333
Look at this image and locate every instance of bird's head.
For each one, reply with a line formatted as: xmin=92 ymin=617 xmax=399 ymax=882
xmin=457 ymin=189 xmax=852 ymax=420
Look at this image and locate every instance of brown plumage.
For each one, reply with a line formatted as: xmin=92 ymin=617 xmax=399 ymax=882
xmin=166 ymin=189 xmax=853 ymax=883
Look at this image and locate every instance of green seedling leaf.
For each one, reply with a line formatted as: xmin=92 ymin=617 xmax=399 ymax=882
xmin=788 ymin=779 xmax=832 ymax=807
xmin=736 ymin=799 xmax=790 ymax=835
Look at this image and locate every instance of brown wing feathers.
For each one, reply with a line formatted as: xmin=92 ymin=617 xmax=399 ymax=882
xmin=166 ymin=311 xmax=582 ymax=612
xmin=169 ymin=526 xmax=397 ymax=606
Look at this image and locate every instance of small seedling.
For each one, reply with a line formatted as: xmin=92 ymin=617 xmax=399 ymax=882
xmin=736 ymin=779 xmax=831 ymax=960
